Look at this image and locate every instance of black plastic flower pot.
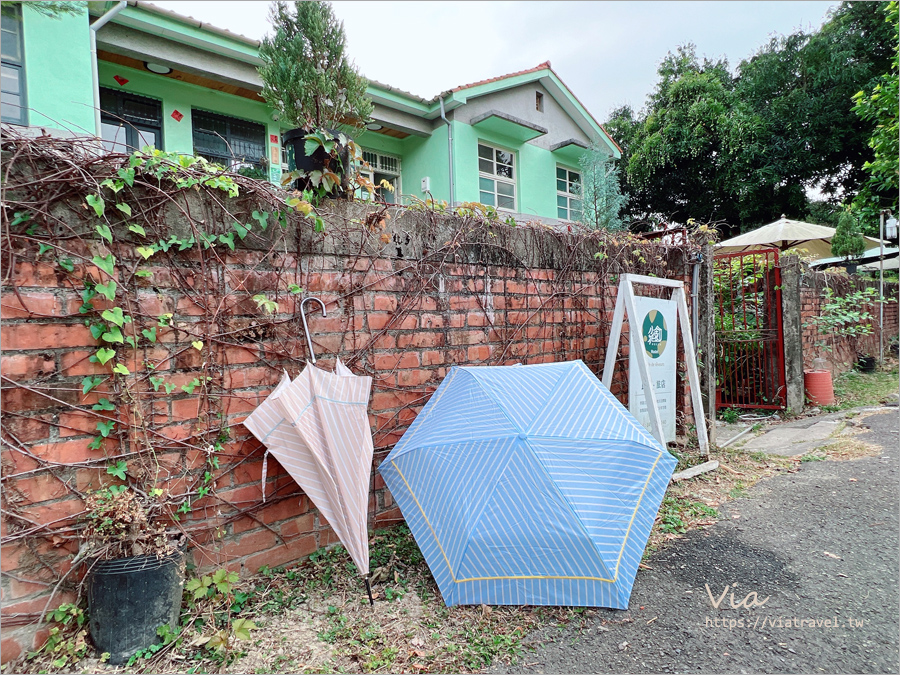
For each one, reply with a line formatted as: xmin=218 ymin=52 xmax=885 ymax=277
xmin=856 ymin=355 xmax=877 ymax=373
xmin=282 ymin=127 xmax=352 ymax=195
xmin=86 ymin=544 xmax=186 ymax=665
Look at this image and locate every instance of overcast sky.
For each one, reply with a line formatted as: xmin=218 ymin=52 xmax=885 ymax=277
xmin=152 ymin=0 xmax=838 ymax=121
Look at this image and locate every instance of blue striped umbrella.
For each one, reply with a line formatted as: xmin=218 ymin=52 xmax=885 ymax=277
xmin=379 ymin=360 xmax=676 ymax=608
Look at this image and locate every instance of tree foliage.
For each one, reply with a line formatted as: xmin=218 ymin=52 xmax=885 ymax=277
xmin=258 ymin=1 xmax=372 ymax=133
xmin=851 ymin=1 xmax=899 ymax=220
xmin=608 ymin=2 xmax=895 ymax=238
xmin=577 ymin=144 xmax=627 ymax=231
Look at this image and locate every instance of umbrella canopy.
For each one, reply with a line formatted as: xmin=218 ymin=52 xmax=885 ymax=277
xmin=243 ymin=360 xmax=374 ymax=575
xmin=379 ymin=360 xmax=676 ymax=609
xmin=717 ymin=215 xmax=883 ymax=260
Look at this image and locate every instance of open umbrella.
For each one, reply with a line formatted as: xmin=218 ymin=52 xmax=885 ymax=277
xmin=243 ymin=298 xmax=375 ymax=597
xmin=717 ymin=215 xmax=884 ymax=260
xmin=379 ymin=360 xmax=676 ymax=609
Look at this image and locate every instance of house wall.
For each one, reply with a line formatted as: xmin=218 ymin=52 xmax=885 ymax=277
xmin=97 ymin=61 xmax=282 ymax=182
xmin=20 ymin=5 xmax=95 ymax=133
xmin=452 ymin=82 xmax=594 ymax=153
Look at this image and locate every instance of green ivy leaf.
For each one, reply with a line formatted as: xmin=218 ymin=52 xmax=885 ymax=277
xmin=95 ymin=280 xmax=117 ymax=301
xmin=58 ymin=257 xmax=75 ymax=272
xmin=117 ymin=167 xmax=135 ymax=187
xmin=106 ymin=460 xmax=127 ymax=479
xmin=88 ymin=437 xmax=104 ymax=451
xmin=125 ymin=336 xmax=136 ymax=348
xmin=177 ymin=237 xmax=194 ymax=252
xmin=163 ymin=382 xmax=176 ymax=394
xmin=136 ymin=246 xmax=155 ymax=260
xmin=82 ymin=376 xmax=104 ymax=394
xmin=92 ymin=398 xmax=115 ymax=411
xmin=181 ymin=378 xmax=201 ymax=394
xmin=128 ymin=223 xmax=146 ymax=236
xmin=101 ymin=326 xmax=124 ymax=344
xmin=191 ymin=341 xmax=203 ymax=351
xmin=288 ymin=284 xmax=303 ymax=295
xmin=97 ymin=420 xmax=116 ymax=438
xmin=101 ymin=307 xmax=126 ymax=326
xmin=252 ymin=210 xmax=269 ymax=231
xmin=232 ymin=223 xmax=249 ymax=240
xmin=142 ymin=327 xmax=157 ymax=343
xmin=86 ymin=194 xmax=105 ymax=217
xmin=92 ymin=253 xmax=116 ymax=277
xmin=100 ymin=178 xmax=123 ymax=194
xmin=95 ymin=347 xmax=116 ymax=365
xmin=135 ymin=269 xmax=153 ymax=278
xmin=95 ymin=224 xmax=113 ymax=243
xmin=38 ymin=243 xmax=53 ymax=256
xmin=218 ymin=233 xmax=235 ymax=251
xmin=89 ymin=323 xmax=105 ymax=340
xmin=112 ymin=363 xmax=130 ymax=375
xmin=116 ymin=203 xmax=132 ymax=217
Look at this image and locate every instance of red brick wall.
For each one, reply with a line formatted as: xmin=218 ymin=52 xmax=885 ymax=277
xmin=800 ymin=271 xmax=900 ymax=372
xmin=0 ymin=214 xmax=697 ymax=657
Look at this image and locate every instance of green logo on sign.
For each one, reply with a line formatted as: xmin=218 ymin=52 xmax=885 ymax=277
xmin=642 ymin=310 xmax=668 ymax=359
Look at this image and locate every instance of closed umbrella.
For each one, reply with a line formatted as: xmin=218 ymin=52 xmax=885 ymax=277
xmin=268 ymin=360 xmax=373 ymax=578
xmin=379 ymin=360 xmax=676 ymax=609
xmin=243 ymin=297 xmax=375 ymax=598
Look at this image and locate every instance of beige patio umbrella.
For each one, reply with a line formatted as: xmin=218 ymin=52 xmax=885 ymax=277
xmin=717 ymin=215 xmax=884 ymax=260
xmin=242 ymin=299 xmax=375 ymax=599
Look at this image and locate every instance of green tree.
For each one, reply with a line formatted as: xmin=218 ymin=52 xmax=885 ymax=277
xmin=578 ymin=144 xmax=627 ymax=231
xmin=625 ymin=45 xmax=760 ymax=236
xmin=736 ymin=2 xmax=894 ymax=210
xmin=601 ymin=105 xmax=650 ymax=230
xmin=258 ymin=1 xmax=372 ymax=134
xmin=831 ymin=210 xmax=867 ymax=259
xmin=852 ymin=1 xmax=899 ymax=220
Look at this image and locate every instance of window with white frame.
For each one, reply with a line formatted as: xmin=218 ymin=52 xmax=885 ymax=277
xmin=359 ymin=150 xmax=401 ymax=203
xmin=478 ymin=143 xmax=516 ymax=210
xmin=556 ymin=166 xmax=582 ymax=221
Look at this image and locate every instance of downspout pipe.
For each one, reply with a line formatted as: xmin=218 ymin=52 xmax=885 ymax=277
xmin=439 ymin=96 xmax=454 ymax=207
xmin=91 ymin=1 xmax=128 ymax=139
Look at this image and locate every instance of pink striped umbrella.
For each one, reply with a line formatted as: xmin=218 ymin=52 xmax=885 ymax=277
xmin=243 ymin=360 xmax=374 ymax=578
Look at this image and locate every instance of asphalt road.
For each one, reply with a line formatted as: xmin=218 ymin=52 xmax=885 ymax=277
xmin=491 ymin=408 xmax=900 ymax=674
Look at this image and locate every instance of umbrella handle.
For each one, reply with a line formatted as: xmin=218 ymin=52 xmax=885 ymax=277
xmin=299 ymin=296 xmax=327 ymax=364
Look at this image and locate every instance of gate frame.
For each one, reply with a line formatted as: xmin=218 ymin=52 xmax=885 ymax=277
xmin=713 ymin=248 xmax=787 ymax=410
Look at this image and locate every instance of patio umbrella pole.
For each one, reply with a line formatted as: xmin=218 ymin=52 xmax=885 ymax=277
xmin=365 ymin=576 xmax=374 ymax=605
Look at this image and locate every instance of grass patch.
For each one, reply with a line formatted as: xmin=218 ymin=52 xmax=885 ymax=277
xmin=830 ymin=360 xmax=899 ymax=409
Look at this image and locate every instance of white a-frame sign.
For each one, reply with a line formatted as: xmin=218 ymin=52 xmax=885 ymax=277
xmin=601 ymin=274 xmax=709 ymax=456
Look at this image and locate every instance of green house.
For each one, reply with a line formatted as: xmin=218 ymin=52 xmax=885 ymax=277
xmin=1 ymin=1 xmax=620 ymax=224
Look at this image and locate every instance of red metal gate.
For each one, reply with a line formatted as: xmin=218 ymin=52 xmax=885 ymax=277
xmin=714 ymin=248 xmax=786 ymax=409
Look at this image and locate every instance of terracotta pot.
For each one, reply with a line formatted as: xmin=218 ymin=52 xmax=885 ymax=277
xmin=804 ymin=369 xmax=835 ymax=406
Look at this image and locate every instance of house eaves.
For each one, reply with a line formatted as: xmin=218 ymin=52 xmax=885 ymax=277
xmin=93 ymin=1 xmax=264 ymax=66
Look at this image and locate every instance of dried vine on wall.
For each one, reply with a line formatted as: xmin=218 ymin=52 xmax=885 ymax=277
xmin=1 ymin=129 xmax=702 ymax=626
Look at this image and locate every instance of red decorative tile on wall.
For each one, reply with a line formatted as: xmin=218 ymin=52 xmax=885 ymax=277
xmin=113 ymin=75 xmax=129 ymax=86
xmin=171 ymin=110 xmax=184 ymax=122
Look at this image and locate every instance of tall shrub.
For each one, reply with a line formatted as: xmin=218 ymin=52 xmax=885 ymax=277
xmin=258 ymin=1 xmax=372 ymax=134
xmin=831 ymin=209 xmax=867 ymax=259
xmin=578 ymin=144 xmax=627 ymax=231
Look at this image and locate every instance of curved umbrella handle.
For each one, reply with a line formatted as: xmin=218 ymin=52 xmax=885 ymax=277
xmin=299 ymin=296 xmax=327 ymax=364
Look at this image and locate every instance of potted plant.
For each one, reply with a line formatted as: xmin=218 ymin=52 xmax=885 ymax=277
xmin=80 ymin=482 xmax=187 ymax=665
xmin=258 ymin=0 xmax=373 ymax=197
